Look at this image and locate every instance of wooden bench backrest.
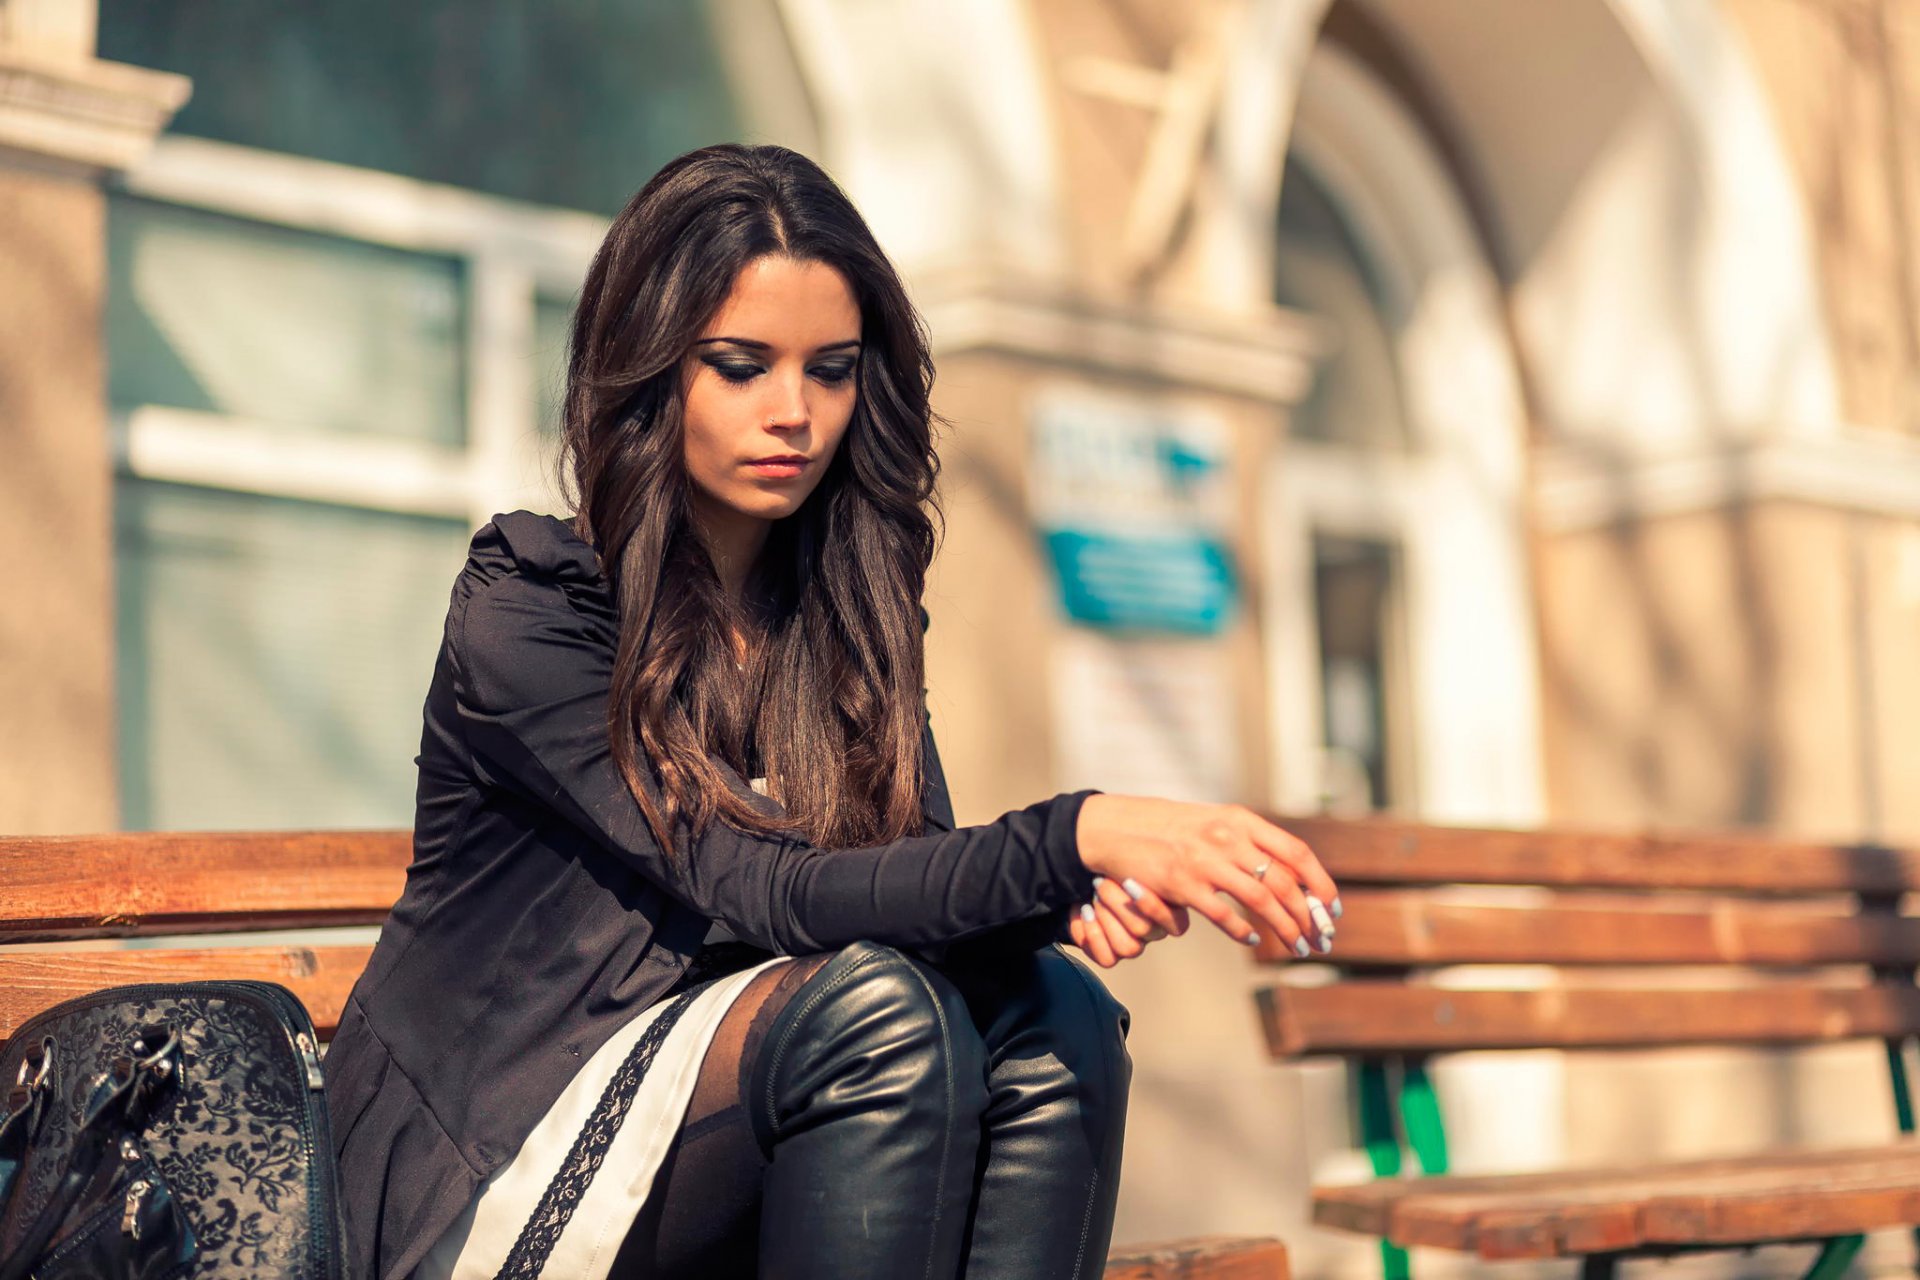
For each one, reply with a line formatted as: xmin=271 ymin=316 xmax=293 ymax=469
xmin=1256 ymin=816 xmax=1920 ymax=1059
xmin=0 ymin=831 xmax=411 ymax=1050
xmin=12 ymin=817 xmax=1920 ymax=1063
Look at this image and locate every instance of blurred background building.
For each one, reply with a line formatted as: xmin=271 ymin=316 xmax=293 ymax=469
xmin=4 ymin=0 xmax=1919 ymax=1272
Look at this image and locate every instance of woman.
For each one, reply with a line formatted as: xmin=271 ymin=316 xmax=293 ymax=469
xmin=323 ymin=142 xmax=1341 ymax=1280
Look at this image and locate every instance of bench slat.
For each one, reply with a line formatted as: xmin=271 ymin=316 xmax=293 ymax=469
xmin=1258 ymin=982 xmax=1920 ymax=1056
xmin=0 ymin=944 xmax=372 ymax=1046
xmin=1639 ymin=1176 xmax=1920 ymax=1245
xmin=1313 ymin=1142 xmax=1914 ymax=1235
xmin=1313 ymin=1140 xmax=1920 ymax=1257
xmin=0 ymin=832 xmax=409 ymax=941
xmin=1102 ymin=1236 xmax=1290 ymax=1280
xmin=1258 ymin=889 xmax=1920 ymax=967
xmin=1314 ymin=1149 xmax=1831 ymax=1234
xmin=1275 ymin=817 xmax=1920 ymax=895
xmin=1412 ymin=1147 xmax=1920 ymax=1255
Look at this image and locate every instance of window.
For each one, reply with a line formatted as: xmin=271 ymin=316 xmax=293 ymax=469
xmin=1311 ymin=536 xmax=1406 ymax=812
xmin=108 ymin=138 xmax=604 ymax=829
xmin=533 ymin=292 xmax=577 ymax=442
xmin=97 ymin=0 xmax=746 ymax=220
xmin=1273 ymin=156 xmax=1409 ymax=450
xmin=108 ymin=197 xmax=468 ymax=446
xmin=1263 ymin=154 xmax=1420 ymax=815
xmin=115 ymin=484 xmax=473 ymax=828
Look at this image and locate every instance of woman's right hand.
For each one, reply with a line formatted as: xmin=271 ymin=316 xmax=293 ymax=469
xmin=1074 ymin=794 xmax=1341 ymax=957
xmin=1067 ymin=875 xmax=1186 ymax=968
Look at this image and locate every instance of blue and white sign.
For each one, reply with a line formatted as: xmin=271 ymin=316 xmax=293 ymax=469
xmin=1031 ymin=388 xmax=1238 ymax=634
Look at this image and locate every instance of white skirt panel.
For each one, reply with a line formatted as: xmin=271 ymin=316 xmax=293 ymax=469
xmin=415 ymin=956 xmax=788 ymax=1280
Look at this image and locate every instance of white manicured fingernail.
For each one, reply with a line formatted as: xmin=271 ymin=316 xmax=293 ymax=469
xmin=1092 ymin=876 xmax=1107 ymax=890
xmin=1080 ymin=903 xmax=1096 ymax=924
xmin=1315 ymin=935 xmax=1334 ymax=954
xmin=1243 ymin=931 xmax=1261 ymax=947
xmin=1330 ymin=896 xmax=1344 ymax=920
xmin=1293 ymin=937 xmax=1312 ymax=959
xmin=1122 ymin=878 xmax=1147 ymax=901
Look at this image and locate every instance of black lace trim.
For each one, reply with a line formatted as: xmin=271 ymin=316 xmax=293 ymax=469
xmin=492 ymin=983 xmax=710 ymax=1280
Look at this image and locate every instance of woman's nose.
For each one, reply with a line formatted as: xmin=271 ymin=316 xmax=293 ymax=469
xmin=765 ymin=373 xmax=810 ymax=430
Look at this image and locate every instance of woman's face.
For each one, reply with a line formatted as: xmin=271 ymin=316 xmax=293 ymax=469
xmin=681 ymin=254 xmax=862 ymax=533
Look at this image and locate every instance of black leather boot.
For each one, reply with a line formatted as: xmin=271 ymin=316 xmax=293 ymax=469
xmin=745 ymin=939 xmax=990 ymax=1280
xmin=942 ymin=944 xmax=1133 ymax=1279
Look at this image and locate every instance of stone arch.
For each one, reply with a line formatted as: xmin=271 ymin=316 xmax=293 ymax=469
xmin=1231 ymin=31 xmax=1546 ymax=828
xmin=1205 ymin=0 xmax=1843 ymax=446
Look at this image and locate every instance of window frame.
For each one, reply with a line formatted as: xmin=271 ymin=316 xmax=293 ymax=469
xmin=106 ymin=136 xmax=610 ymax=830
xmin=109 ymin=134 xmax=608 ymax=526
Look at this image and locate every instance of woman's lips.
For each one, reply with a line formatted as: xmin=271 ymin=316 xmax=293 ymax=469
xmin=746 ymin=458 xmax=807 ymax=479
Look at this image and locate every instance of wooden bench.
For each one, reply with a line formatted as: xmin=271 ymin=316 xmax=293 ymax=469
xmin=0 ymin=830 xmax=1287 ymax=1280
xmin=1259 ymin=814 xmax=1920 ymax=1280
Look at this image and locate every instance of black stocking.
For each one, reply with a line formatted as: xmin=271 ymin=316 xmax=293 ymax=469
xmin=609 ymin=953 xmax=833 ymax=1279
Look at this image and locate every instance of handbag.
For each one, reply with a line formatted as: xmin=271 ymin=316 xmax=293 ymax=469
xmin=0 ymin=980 xmax=348 ymax=1280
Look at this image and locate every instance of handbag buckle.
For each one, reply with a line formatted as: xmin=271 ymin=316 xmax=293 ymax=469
xmin=6 ymin=1037 xmax=53 ymax=1113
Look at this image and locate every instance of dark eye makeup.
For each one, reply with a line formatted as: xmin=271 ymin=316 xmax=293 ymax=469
xmin=702 ymin=356 xmax=857 ymax=387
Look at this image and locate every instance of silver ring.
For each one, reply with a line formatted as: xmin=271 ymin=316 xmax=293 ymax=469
xmin=1252 ymin=859 xmax=1272 ymax=882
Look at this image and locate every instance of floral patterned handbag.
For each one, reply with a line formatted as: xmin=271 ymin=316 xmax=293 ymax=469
xmin=0 ymin=981 xmax=348 ymax=1279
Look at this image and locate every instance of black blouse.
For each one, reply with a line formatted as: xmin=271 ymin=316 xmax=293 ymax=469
xmin=322 ymin=510 xmax=1100 ymax=1280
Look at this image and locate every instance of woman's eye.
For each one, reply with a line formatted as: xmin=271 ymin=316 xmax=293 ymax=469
xmin=705 ymin=358 xmax=854 ymax=387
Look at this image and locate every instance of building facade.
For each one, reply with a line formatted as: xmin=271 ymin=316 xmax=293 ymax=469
xmin=4 ymin=0 xmax=1919 ymax=1270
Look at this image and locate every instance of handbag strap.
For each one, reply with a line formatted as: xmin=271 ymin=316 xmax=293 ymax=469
xmin=0 ymin=1027 xmax=181 ymax=1280
xmin=0 ymin=1037 xmax=56 ymax=1223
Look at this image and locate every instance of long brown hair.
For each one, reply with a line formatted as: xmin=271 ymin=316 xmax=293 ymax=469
xmin=556 ymin=143 xmax=944 ymax=853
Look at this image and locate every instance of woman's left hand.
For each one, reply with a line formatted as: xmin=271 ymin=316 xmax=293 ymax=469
xmin=1067 ymin=875 xmax=1190 ymax=968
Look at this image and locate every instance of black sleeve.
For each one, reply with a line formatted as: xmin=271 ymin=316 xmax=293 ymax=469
xmin=915 ymin=691 xmax=1079 ymax=960
xmin=452 ymin=574 xmax=1100 ymax=956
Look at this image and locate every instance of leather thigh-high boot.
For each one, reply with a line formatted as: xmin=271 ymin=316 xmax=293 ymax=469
xmin=940 ymin=945 xmax=1133 ymax=1280
xmin=745 ymin=939 xmax=990 ymax=1280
